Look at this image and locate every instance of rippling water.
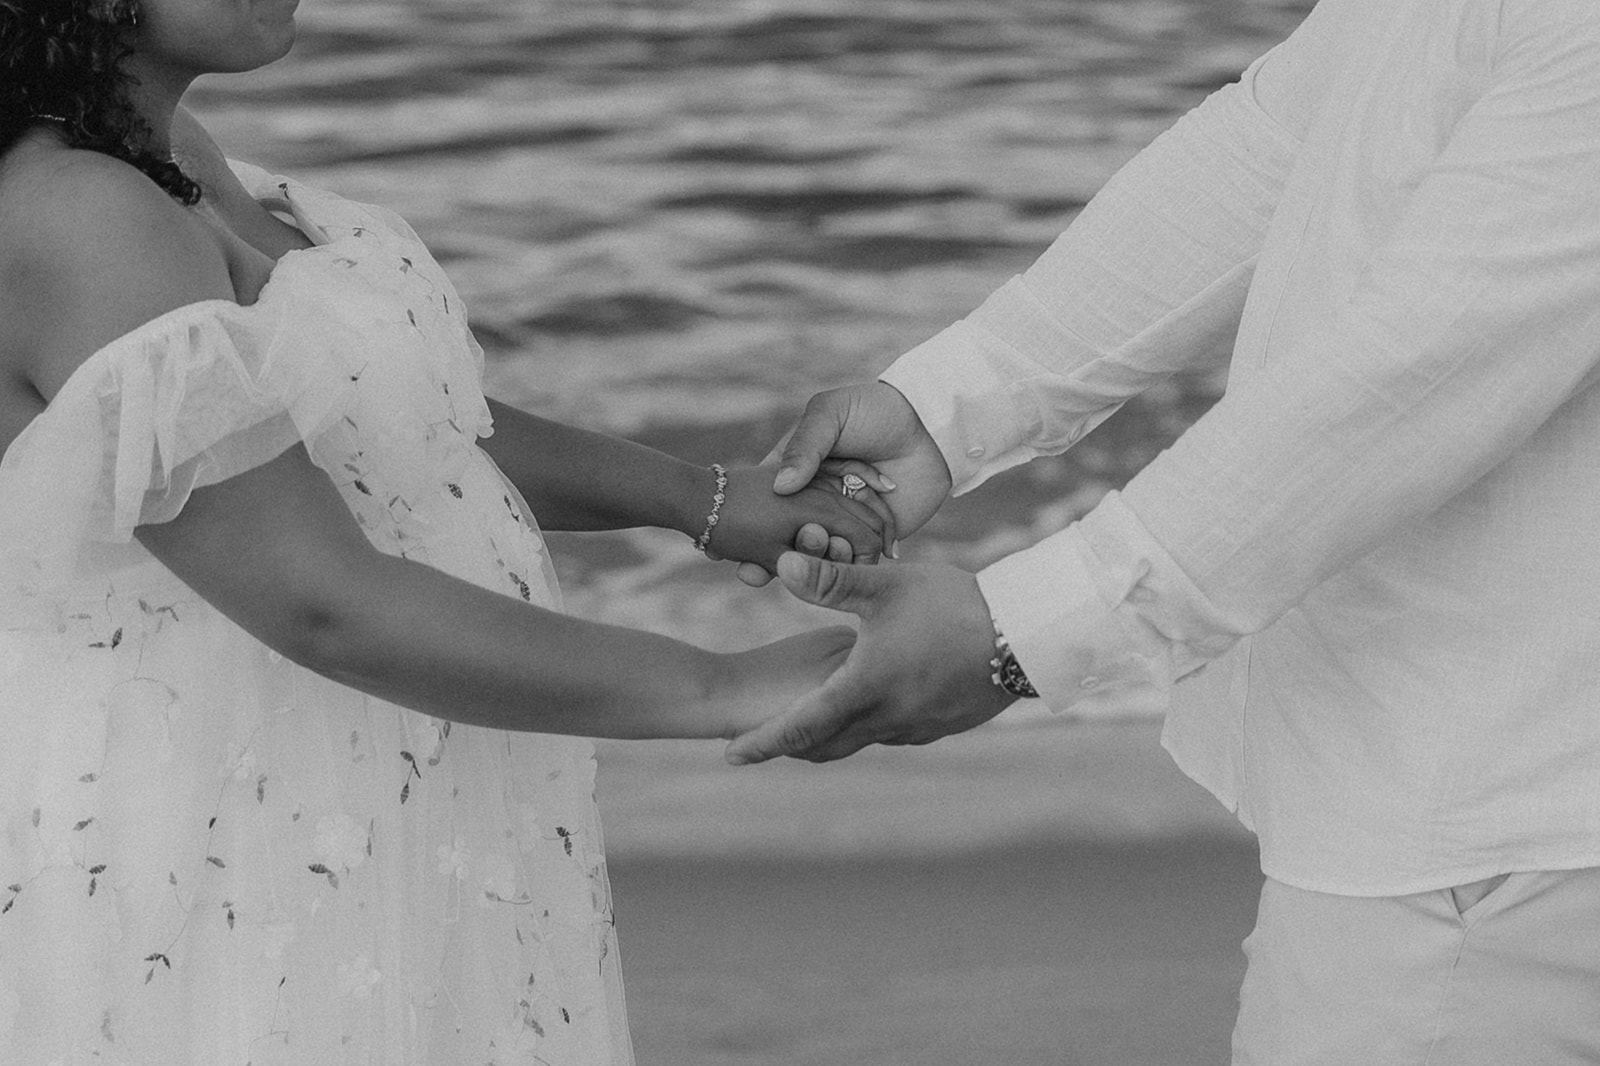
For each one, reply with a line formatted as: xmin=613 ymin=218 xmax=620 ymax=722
xmin=190 ymin=0 xmax=1310 ymax=669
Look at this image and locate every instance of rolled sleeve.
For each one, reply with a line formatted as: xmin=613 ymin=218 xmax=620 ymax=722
xmin=978 ymin=492 xmax=1236 ymax=712
xmin=989 ymin=0 xmax=1600 ymax=707
xmin=881 ymin=48 xmax=1302 ymax=497
xmin=1121 ymin=0 xmax=1600 ymax=632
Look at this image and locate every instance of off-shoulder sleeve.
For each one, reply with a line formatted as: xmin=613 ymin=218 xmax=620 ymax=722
xmin=0 ymin=283 xmax=371 ymax=598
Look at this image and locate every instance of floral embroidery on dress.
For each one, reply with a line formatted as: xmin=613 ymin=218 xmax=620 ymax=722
xmin=0 ymin=163 xmax=628 ymax=1065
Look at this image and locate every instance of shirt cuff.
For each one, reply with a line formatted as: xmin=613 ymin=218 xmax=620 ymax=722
xmin=976 ymin=491 xmax=1237 ymax=713
xmin=880 ymin=278 xmax=1115 ymax=497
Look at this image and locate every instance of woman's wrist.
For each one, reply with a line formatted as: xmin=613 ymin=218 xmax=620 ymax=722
xmin=652 ymin=458 xmax=717 ymax=540
xmin=690 ymin=463 xmax=729 ymax=555
xmin=692 ymin=647 xmax=757 ymax=740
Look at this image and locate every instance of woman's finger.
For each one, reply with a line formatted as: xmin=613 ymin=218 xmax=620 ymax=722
xmin=818 ymin=457 xmax=897 ymax=494
xmin=794 ymin=522 xmax=831 ymax=556
xmin=838 ymin=486 xmax=896 ymax=554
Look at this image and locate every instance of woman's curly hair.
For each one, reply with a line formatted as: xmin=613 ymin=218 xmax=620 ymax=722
xmin=0 ymin=0 xmax=201 ymax=204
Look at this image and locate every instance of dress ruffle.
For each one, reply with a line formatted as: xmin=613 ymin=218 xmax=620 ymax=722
xmin=0 ymin=163 xmax=492 ymax=611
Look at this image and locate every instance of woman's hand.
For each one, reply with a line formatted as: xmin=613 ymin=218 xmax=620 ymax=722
xmin=704 ymin=464 xmax=895 ymax=571
xmin=712 ymin=626 xmax=858 ymax=739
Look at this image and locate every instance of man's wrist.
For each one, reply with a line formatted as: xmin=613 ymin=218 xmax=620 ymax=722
xmin=988 ymin=618 xmax=1039 ymax=699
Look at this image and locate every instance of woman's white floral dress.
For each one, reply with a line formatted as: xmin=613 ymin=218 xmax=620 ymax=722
xmin=0 ymin=163 xmax=633 ymax=1066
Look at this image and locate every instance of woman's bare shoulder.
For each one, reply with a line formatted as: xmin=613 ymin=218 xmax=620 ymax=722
xmin=0 ymin=141 xmax=235 ymax=402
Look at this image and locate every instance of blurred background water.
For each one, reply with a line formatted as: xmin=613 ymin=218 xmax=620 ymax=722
xmin=191 ymin=0 xmax=1310 ymax=667
xmin=191 ymin=3 xmax=1311 ymax=1059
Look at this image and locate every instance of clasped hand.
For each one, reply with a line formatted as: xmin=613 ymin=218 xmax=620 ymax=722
xmin=702 ymin=462 xmax=894 ymax=572
xmin=721 ymin=382 xmax=1016 ymax=764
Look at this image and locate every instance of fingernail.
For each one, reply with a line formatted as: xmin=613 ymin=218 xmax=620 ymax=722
xmin=725 ymin=752 xmax=749 ymax=766
xmin=889 ymin=539 xmax=900 ymax=559
xmin=880 ymin=477 xmax=896 ymax=491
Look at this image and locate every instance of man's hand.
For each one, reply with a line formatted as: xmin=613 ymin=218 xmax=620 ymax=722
xmin=725 ymin=552 xmax=1013 ymax=764
xmin=736 ymin=382 xmax=955 ymax=587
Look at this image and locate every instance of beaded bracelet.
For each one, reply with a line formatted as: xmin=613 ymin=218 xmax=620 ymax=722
xmin=693 ymin=463 xmax=729 ymax=556
xmin=989 ymin=618 xmax=1039 ymax=698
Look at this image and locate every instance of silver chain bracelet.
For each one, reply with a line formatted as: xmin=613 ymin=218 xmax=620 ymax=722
xmin=692 ymin=463 xmax=728 ymax=555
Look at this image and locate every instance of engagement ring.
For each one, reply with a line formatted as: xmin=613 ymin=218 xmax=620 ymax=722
xmin=840 ymin=473 xmax=867 ymax=499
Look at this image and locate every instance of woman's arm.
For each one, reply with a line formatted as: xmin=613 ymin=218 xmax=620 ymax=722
xmin=18 ymin=154 xmax=850 ymax=741
xmin=479 ymin=397 xmax=894 ymax=566
xmin=136 ymin=442 xmax=854 ymax=739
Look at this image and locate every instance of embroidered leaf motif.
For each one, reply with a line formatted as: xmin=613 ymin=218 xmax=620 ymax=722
xmin=88 ymin=864 xmax=106 ymax=875
xmin=308 ymin=863 xmax=340 ymax=889
xmin=206 ymin=856 xmax=226 ymax=869
xmin=79 ymin=772 xmax=97 ymax=783
xmin=139 ymin=599 xmax=179 ymax=621
xmin=73 ymin=818 xmax=94 ymax=832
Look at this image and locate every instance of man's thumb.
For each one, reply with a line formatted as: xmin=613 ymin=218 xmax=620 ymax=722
xmin=776 ymin=552 xmax=887 ymax=615
xmin=772 ymin=394 xmax=845 ymax=494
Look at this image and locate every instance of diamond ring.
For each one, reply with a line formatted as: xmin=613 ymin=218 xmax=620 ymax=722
xmin=840 ymin=473 xmax=867 ymax=499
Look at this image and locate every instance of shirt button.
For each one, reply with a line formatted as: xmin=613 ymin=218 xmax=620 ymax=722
xmin=966 ymin=446 xmax=986 ymax=459
xmin=1079 ymin=676 xmax=1100 ymax=690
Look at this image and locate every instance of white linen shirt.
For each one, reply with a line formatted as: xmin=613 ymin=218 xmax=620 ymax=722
xmin=882 ymin=0 xmax=1600 ymax=895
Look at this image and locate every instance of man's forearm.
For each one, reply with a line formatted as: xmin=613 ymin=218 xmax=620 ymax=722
xmin=884 ymin=51 xmax=1304 ymax=497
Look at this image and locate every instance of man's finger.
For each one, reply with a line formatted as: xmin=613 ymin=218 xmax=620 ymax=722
xmin=817 ymin=457 xmax=897 ymax=494
xmin=725 ymin=676 xmax=864 ymax=765
xmin=775 ymin=551 xmax=894 ymax=617
xmin=773 ymin=392 xmax=847 ymax=495
xmin=788 ymin=727 xmax=876 ymax=763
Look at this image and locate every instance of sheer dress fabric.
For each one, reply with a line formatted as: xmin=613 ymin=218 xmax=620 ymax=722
xmin=0 ymin=162 xmax=633 ymax=1066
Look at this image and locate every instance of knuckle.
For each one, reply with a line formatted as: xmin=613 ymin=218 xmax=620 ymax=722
xmin=781 ymin=723 xmax=818 ymax=753
xmin=811 ymin=562 xmax=848 ymax=602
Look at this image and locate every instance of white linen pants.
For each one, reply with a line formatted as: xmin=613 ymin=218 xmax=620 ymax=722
xmin=1231 ymin=867 xmax=1600 ymax=1064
